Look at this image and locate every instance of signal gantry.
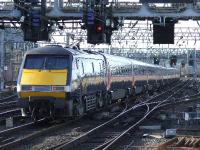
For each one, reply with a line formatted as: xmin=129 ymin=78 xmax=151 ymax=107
xmin=1 ymin=0 xmax=200 ymax=44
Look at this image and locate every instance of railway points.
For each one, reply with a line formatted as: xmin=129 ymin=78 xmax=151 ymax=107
xmin=0 ymin=72 xmax=200 ymax=149
xmin=0 ymin=79 xmax=198 ymax=149
xmin=51 ymin=80 xmax=191 ymax=149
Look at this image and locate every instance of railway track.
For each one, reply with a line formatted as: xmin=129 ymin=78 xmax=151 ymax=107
xmin=114 ymin=98 xmax=200 ymax=149
xmin=0 ymin=79 xmax=197 ymax=150
xmin=0 ymin=97 xmax=128 ymax=150
xmin=0 ymin=94 xmax=19 ymax=119
xmin=0 ymin=94 xmax=17 ymax=103
xmin=0 ymin=81 xmax=165 ymax=150
xmin=0 ymin=100 xmax=18 ymax=110
xmin=50 ymin=80 xmax=194 ymax=150
xmin=102 ymin=84 xmax=195 ymax=150
xmin=0 ymin=94 xmax=18 ymax=111
xmin=0 ymin=118 xmax=77 ymax=149
xmin=0 ymin=109 xmax=21 ymax=120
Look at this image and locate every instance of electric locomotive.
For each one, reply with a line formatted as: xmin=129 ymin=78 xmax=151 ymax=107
xmin=17 ymin=45 xmax=180 ymax=121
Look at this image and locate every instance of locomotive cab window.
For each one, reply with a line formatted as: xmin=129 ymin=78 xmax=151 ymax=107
xmin=24 ymin=55 xmax=69 ymax=69
xmin=45 ymin=56 xmax=69 ymax=69
xmin=24 ymin=55 xmax=44 ymax=69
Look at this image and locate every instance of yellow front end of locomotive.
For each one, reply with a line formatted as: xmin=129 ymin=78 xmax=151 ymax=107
xmin=18 ymin=69 xmax=68 ymax=99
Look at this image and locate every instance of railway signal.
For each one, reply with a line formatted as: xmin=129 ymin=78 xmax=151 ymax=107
xmin=84 ymin=0 xmax=113 ymax=44
xmin=170 ymin=55 xmax=177 ymax=67
xmin=87 ymin=17 xmax=106 ymax=44
xmin=15 ymin=0 xmax=50 ymax=42
xmin=86 ymin=9 xmax=94 ymax=26
xmin=153 ymin=17 xmax=177 ymax=44
xmin=23 ymin=8 xmax=49 ymax=41
xmin=95 ymin=24 xmax=103 ymax=32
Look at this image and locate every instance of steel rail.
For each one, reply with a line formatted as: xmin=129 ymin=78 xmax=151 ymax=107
xmin=101 ymin=79 xmax=191 ymax=149
xmin=96 ymin=88 xmax=200 ymax=150
xmin=53 ymin=80 xmax=190 ymax=150
xmin=0 ymin=100 xmax=17 ymax=109
xmin=0 ymin=108 xmax=21 ymax=119
xmin=102 ymin=80 xmax=192 ymax=150
xmin=0 ymin=94 xmax=17 ymax=102
xmin=0 ymin=98 xmax=129 ymax=149
xmin=0 ymin=80 xmax=189 ymax=150
xmin=0 ymin=90 xmax=132 ymax=150
xmin=51 ymin=103 xmax=149 ymax=150
xmin=0 ymin=94 xmax=17 ymax=103
xmin=0 ymin=121 xmax=35 ymax=137
xmin=0 ymin=118 xmax=80 ymax=150
xmin=134 ymin=79 xmax=189 ymax=107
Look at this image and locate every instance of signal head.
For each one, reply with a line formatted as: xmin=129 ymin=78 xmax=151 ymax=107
xmin=95 ymin=24 xmax=103 ymax=33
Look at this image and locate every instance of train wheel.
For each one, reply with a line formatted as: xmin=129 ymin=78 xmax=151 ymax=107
xmin=96 ymin=92 xmax=103 ymax=108
xmin=107 ymin=93 xmax=112 ymax=105
xmin=31 ymin=107 xmax=38 ymax=123
xmin=102 ymin=92 xmax=107 ymax=106
xmin=132 ymin=86 xmax=136 ymax=97
xmin=74 ymin=99 xmax=84 ymax=116
xmin=49 ymin=104 xmax=55 ymax=119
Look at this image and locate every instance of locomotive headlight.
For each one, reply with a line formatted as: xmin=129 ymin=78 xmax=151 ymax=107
xmin=52 ymin=86 xmax=65 ymax=92
xmin=17 ymin=84 xmax=21 ymax=92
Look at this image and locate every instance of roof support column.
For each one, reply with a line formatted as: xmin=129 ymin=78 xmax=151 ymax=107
xmin=0 ymin=29 xmax=4 ymax=90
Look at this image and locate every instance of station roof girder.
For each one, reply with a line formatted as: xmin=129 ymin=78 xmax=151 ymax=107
xmin=2 ymin=1 xmax=200 ymax=20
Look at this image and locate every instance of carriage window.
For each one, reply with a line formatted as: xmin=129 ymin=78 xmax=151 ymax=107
xmin=76 ymin=59 xmax=79 ymax=69
xmin=92 ymin=60 xmax=101 ymax=75
xmin=92 ymin=62 xmax=94 ymax=73
xmin=99 ymin=62 xmax=102 ymax=71
xmin=82 ymin=61 xmax=84 ymax=74
xmin=100 ymin=61 xmax=104 ymax=75
xmin=83 ymin=59 xmax=93 ymax=75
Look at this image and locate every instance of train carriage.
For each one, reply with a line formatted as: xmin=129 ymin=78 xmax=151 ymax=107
xmin=17 ymin=45 xmax=180 ymax=121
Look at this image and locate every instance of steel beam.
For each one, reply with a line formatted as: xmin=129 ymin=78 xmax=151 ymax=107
xmin=1 ymin=2 xmax=200 ymax=20
xmin=112 ymin=4 xmax=200 ymax=19
xmin=0 ymin=10 xmax=21 ymax=19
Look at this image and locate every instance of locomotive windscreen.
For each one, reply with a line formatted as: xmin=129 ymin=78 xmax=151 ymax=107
xmin=24 ymin=55 xmax=69 ymax=69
